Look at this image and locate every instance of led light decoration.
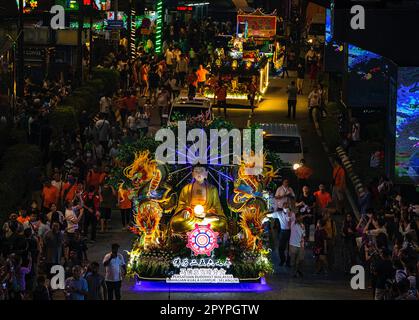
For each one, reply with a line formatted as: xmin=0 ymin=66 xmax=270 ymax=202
xmin=193 ymin=204 xmax=205 ymax=217
xmin=232 ymin=60 xmax=238 ymax=70
xmin=130 ymin=8 xmax=136 ymax=60
xmin=186 ymin=224 xmax=219 ymax=256
xmin=155 ymin=0 xmax=163 ymax=54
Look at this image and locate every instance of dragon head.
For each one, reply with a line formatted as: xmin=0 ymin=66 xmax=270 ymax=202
xmin=134 ymin=201 xmax=162 ymax=237
xmin=123 ymin=151 xmax=158 ymax=188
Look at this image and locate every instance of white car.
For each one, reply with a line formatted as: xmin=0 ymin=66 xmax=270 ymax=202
xmin=167 ymin=97 xmax=213 ymax=125
xmin=260 ymin=123 xmax=305 ymax=170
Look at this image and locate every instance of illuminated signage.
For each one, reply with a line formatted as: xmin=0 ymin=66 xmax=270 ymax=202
xmin=237 ymin=14 xmax=277 ymax=39
xmin=177 ymin=6 xmax=193 ymax=11
xmin=172 ymin=257 xmax=232 ymax=269
xmin=395 ymin=67 xmax=419 ymax=185
xmin=16 ymin=0 xmax=38 ymax=13
xmin=166 ymin=268 xmax=240 ymax=283
xmin=165 ymin=223 xmax=239 ymax=284
xmin=155 ymin=0 xmax=163 ymax=54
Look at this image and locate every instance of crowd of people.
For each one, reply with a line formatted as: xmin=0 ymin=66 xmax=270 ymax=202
xmin=265 ymin=156 xmax=418 ymax=300
xmin=0 ymin=12 xmax=417 ymax=301
xmin=0 ymin=16 xmax=256 ymax=301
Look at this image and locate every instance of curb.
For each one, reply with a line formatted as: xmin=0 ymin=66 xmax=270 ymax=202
xmin=313 ymin=117 xmax=360 ymax=219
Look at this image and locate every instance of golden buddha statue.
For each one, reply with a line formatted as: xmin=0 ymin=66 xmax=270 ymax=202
xmin=170 ymin=166 xmax=227 ymax=235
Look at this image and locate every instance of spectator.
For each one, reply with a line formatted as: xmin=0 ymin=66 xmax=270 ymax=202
xmin=247 ymin=79 xmax=259 ymax=113
xmin=296 ymin=62 xmax=305 ymax=94
xmin=342 ymin=213 xmax=358 ymax=273
xmin=82 ymin=185 xmax=100 ymax=242
xmin=156 ymin=86 xmax=171 ymax=126
xmin=314 ymin=184 xmax=332 ymax=223
xmin=99 ymin=183 xmax=116 ymax=233
xmin=332 ymin=158 xmax=346 ymax=215
xmin=358 ymin=187 xmax=372 ymax=217
xmin=294 ymin=159 xmax=313 ymax=192
xmin=41 ymin=180 xmax=59 ymax=218
xmin=85 ymin=261 xmax=107 ymax=300
xmin=296 ymin=185 xmax=316 ymax=242
xmin=64 ymin=265 xmax=88 ymax=300
xmin=289 ymin=214 xmax=305 ymax=278
xmin=286 ymin=80 xmax=297 ymax=120
xmin=274 ymin=179 xmax=296 ymax=211
xmin=187 ymin=69 xmax=198 ymax=100
xmin=43 ymin=222 xmax=63 ymax=273
xmin=51 ymin=172 xmax=64 ymax=209
xmin=118 ymin=187 xmax=132 ymax=231
xmin=95 ymin=115 xmax=111 ymax=154
xmin=46 ymin=203 xmax=64 ymax=229
xmin=32 ymin=275 xmax=52 ymax=300
xmin=196 ymin=64 xmax=209 ymax=95
xmin=86 ymin=165 xmax=106 ymax=192
xmin=314 ymin=219 xmax=328 ymax=275
xmin=308 ymin=86 xmax=320 ymax=121
xmin=215 ymin=81 xmax=228 ymax=117
xmin=373 ymin=248 xmax=394 ymax=300
xmin=63 ymin=200 xmax=84 ymax=257
xmin=9 ymin=254 xmax=32 ymax=300
xmin=67 ymin=231 xmax=88 ymax=264
xmin=176 ymin=54 xmax=189 ymax=86
xmin=266 ymin=202 xmax=295 ymax=267
xmin=322 ymin=210 xmax=337 ymax=271
xmin=61 ymin=175 xmax=78 ymax=205
xmin=103 ymin=243 xmax=126 ymax=301
xmin=99 ymin=94 xmax=112 ymax=118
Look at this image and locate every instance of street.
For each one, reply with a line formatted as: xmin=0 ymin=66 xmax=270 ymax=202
xmin=79 ymin=74 xmax=370 ymax=300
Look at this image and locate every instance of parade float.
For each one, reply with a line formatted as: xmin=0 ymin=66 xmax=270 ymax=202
xmin=203 ymin=8 xmax=281 ymax=106
xmin=110 ymin=118 xmax=282 ymax=292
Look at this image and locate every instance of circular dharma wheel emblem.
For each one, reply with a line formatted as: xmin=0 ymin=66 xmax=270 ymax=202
xmin=186 ymin=224 xmax=219 ymax=256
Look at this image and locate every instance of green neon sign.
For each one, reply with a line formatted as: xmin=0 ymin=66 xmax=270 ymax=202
xmin=155 ymin=0 xmax=163 ymax=54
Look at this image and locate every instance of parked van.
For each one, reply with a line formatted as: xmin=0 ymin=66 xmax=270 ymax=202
xmin=260 ymin=123 xmax=305 ymax=170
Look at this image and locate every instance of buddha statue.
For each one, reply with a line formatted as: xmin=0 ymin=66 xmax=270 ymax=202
xmin=170 ymin=165 xmax=227 ymax=235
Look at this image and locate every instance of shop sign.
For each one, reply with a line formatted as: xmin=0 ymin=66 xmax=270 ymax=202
xmin=106 ymin=20 xmax=124 ymax=29
xmin=237 ymin=15 xmax=276 ymax=38
xmin=23 ymin=47 xmax=44 ymax=62
xmin=166 ymin=268 xmax=239 ymax=283
xmin=176 ymin=6 xmax=193 ymax=11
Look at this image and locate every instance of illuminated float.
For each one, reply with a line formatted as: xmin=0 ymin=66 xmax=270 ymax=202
xmin=110 ymin=119 xmax=281 ymax=292
xmin=201 ymin=8 xmax=281 ymax=107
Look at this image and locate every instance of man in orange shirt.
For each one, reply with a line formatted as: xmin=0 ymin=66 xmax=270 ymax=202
xmin=16 ymin=207 xmax=30 ymax=225
xmin=314 ymin=184 xmax=332 ymax=223
xmin=118 ymin=188 xmax=132 ymax=231
xmin=87 ymin=166 xmax=106 ymax=192
xmin=332 ymin=159 xmax=346 ymax=215
xmin=61 ymin=176 xmax=78 ymax=204
xmin=196 ymin=64 xmax=209 ymax=94
xmin=41 ymin=179 xmax=59 ymax=216
xmin=295 ymin=159 xmax=314 ymax=192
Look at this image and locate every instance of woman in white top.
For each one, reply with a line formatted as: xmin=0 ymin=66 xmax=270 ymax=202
xmin=64 ymin=200 xmax=85 ymax=260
